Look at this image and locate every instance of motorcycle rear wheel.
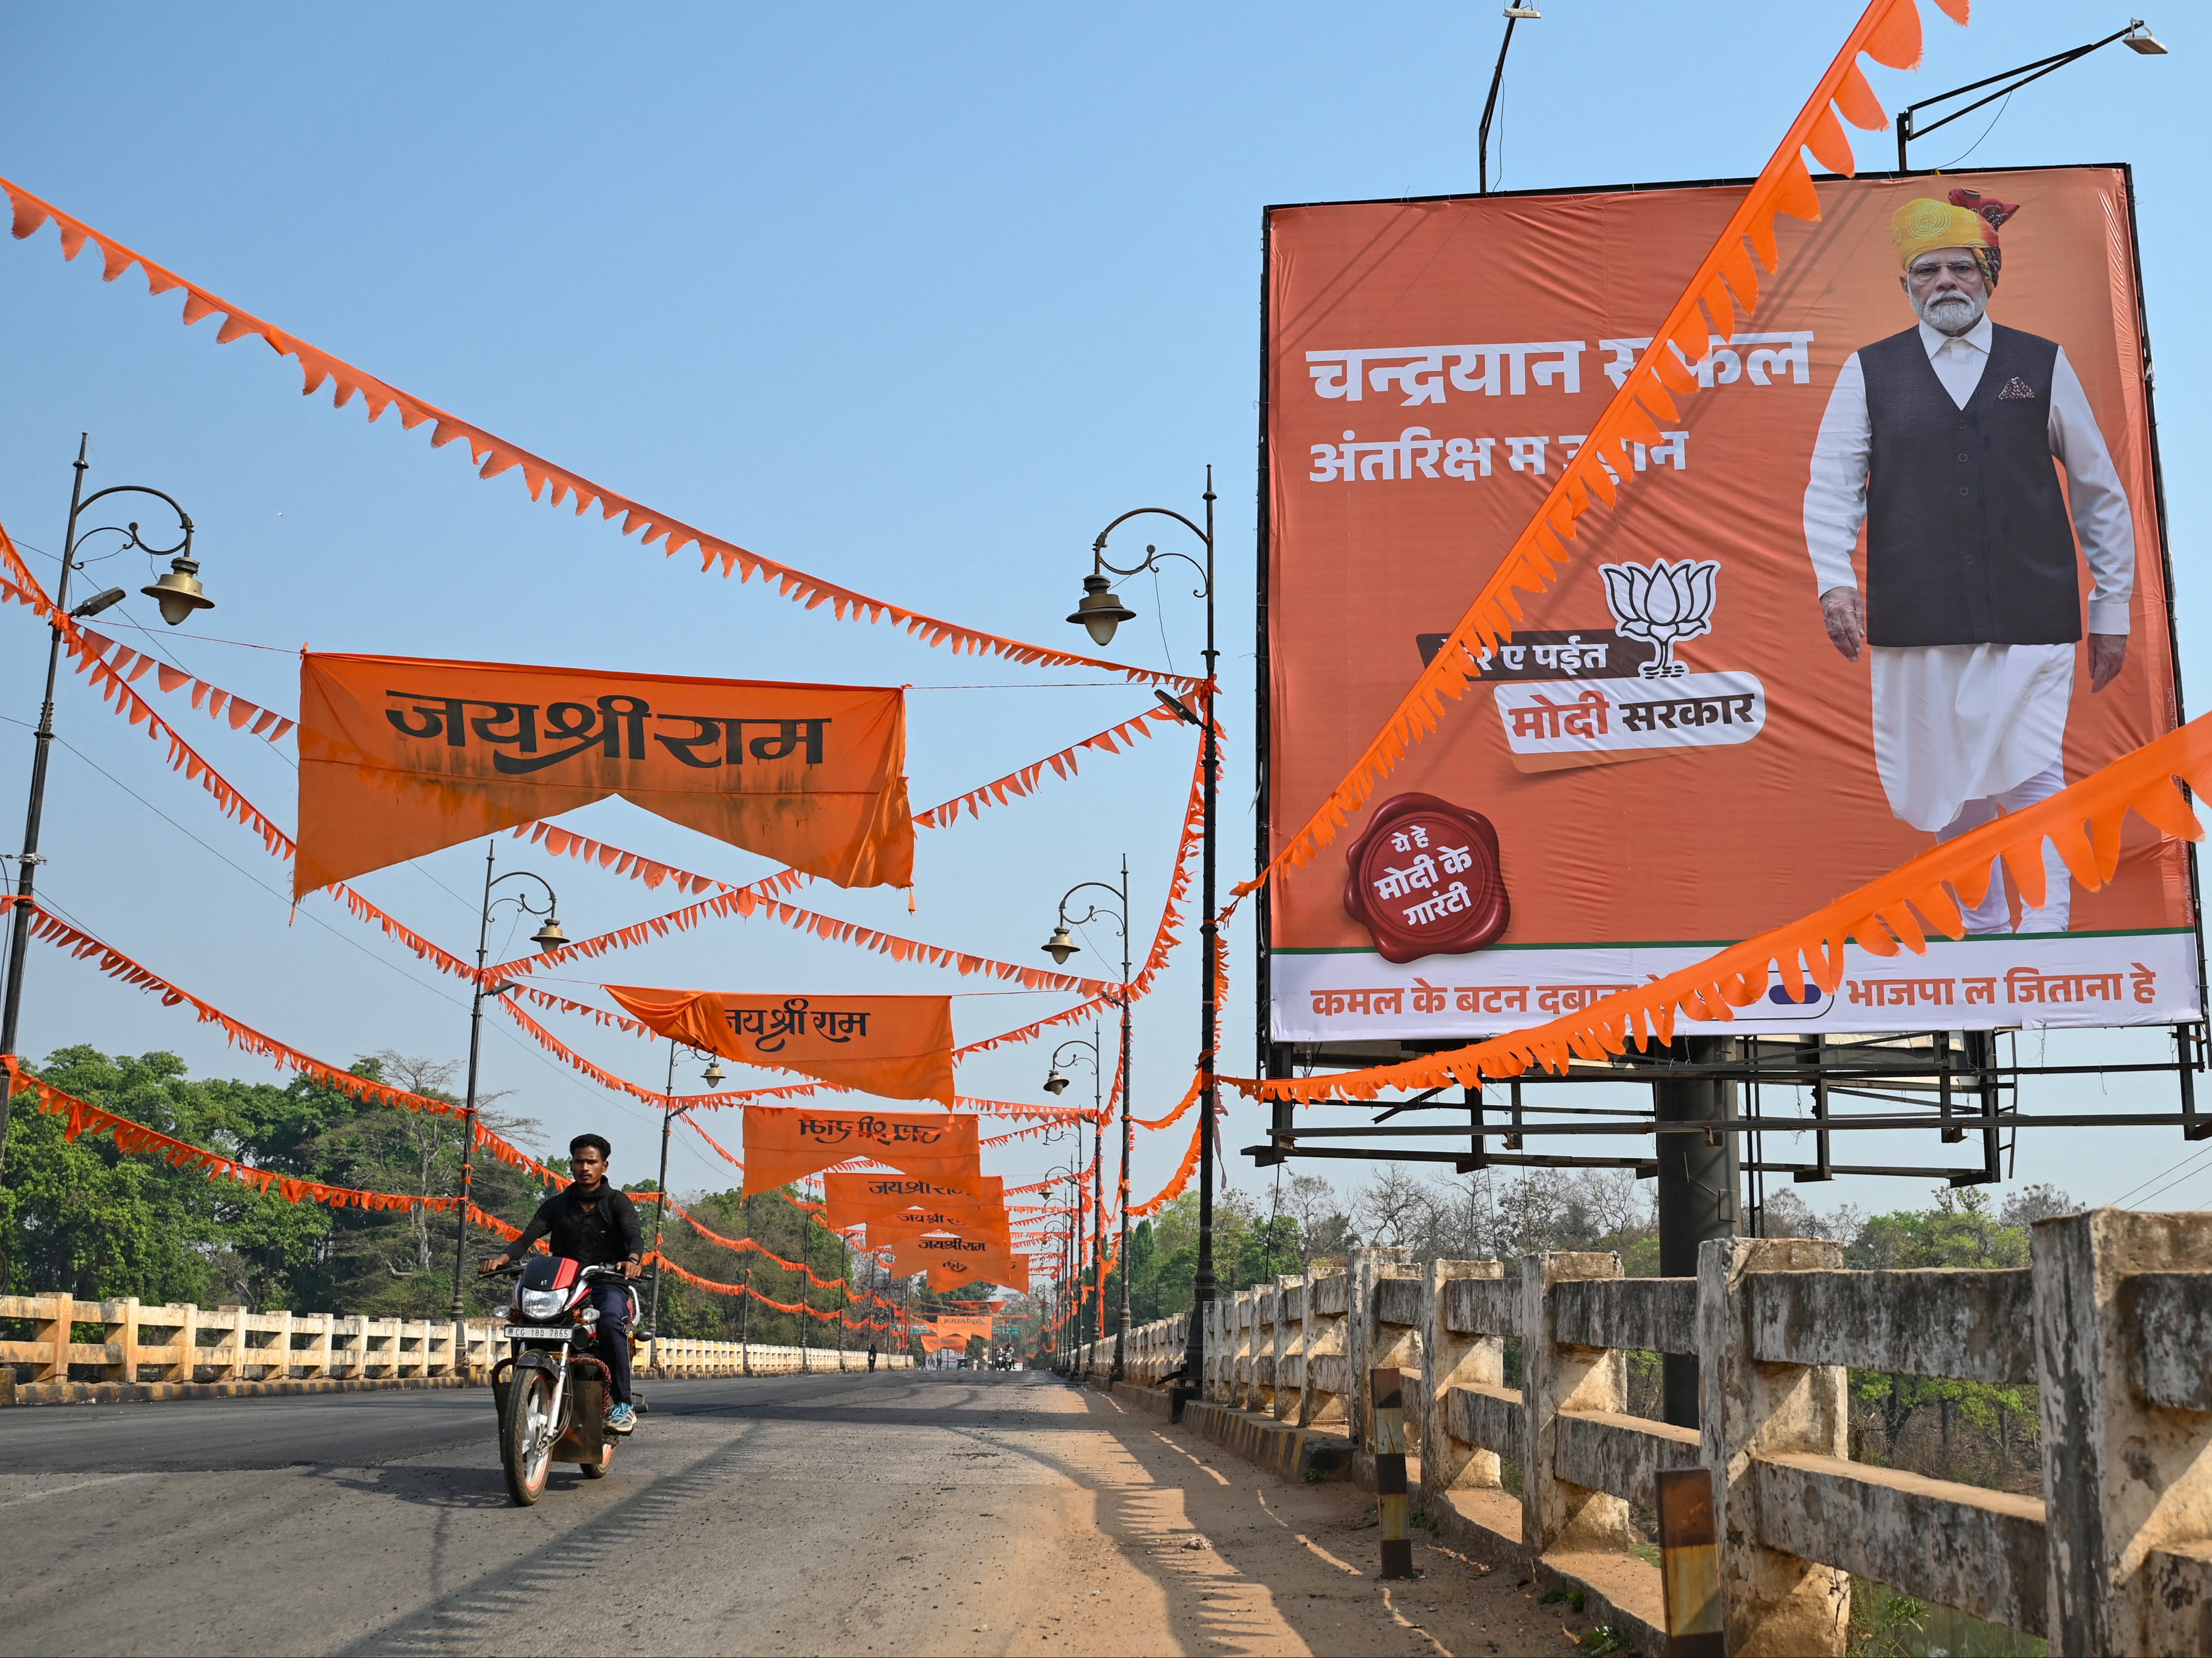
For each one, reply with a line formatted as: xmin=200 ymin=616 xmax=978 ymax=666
xmin=580 ymin=1439 xmax=614 ymax=1478
xmin=503 ymin=1369 xmax=555 ymax=1505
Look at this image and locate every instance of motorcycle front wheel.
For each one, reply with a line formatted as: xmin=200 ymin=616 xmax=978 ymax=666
xmin=502 ymin=1369 xmax=556 ymax=1505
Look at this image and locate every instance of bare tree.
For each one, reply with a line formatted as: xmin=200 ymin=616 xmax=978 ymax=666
xmin=1284 ymin=1172 xmax=1356 ymax=1273
xmin=1998 ymin=1183 xmax=2078 ymax=1227
xmin=1356 ymin=1163 xmax=1436 ymax=1250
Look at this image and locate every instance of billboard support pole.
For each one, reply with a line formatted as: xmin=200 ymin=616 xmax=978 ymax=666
xmin=1655 ymin=1036 xmax=1740 ymax=1430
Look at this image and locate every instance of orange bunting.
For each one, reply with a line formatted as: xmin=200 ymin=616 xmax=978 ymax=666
xmin=1235 ymin=709 xmax=2212 ymax=1104
xmin=605 ymin=985 xmax=954 ymax=1102
xmin=1128 ymin=1112 xmax=1204 ymax=1220
xmin=296 ymin=654 xmax=915 ymax=897
xmin=0 ymin=899 xmax=535 ymax=1168
xmin=70 ymin=629 xmax=296 ymax=745
xmin=914 ymin=702 xmax=1187 ymax=827
xmin=0 ymin=173 xmax=1203 ymax=694
xmin=4 ymin=1058 xmax=462 ymax=1215
xmin=1236 ymin=0 xmax=1972 ymax=903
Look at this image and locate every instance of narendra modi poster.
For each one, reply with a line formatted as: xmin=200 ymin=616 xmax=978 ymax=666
xmin=1261 ymin=166 xmax=2198 ymax=1046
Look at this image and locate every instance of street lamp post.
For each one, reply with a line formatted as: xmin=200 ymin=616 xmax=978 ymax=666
xmin=1064 ymin=477 xmax=1216 ymax=1408
xmin=1044 ymin=1026 xmax=1108 ymax=1360
xmin=0 ymin=436 xmax=213 ymax=1180
xmin=644 ymin=1045 xmax=721 ymax=1365
xmin=1042 ymin=860 xmax=1133 ymax=1370
xmin=449 ymin=845 xmax=565 ymax=1324
xmin=1895 ymin=19 xmax=2166 ymax=170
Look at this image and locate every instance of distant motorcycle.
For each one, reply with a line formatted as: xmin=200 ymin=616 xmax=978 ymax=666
xmin=482 ymin=1258 xmax=650 ymax=1505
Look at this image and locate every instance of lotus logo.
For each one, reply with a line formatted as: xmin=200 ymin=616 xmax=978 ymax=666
xmin=1599 ymin=558 xmax=1720 ymax=679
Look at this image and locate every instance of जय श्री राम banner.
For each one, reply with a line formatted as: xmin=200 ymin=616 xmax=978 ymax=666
xmin=824 ymin=1172 xmax=1004 ymax=1231
xmin=605 ymin=986 xmax=953 ymax=1102
xmin=295 ymin=653 xmax=913 ymax=896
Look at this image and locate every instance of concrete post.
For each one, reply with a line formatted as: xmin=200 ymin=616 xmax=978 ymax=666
xmin=1272 ymin=1276 xmax=1303 ymax=1422
xmin=33 ymin=1292 xmax=71 ymax=1382
xmin=1302 ymin=1273 xmax=1348 ymax=1427
xmin=2033 ymin=1208 xmax=2212 ymax=1656
xmin=1236 ymin=1292 xmax=1257 ymax=1409
xmin=1522 ymin=1251 xmax=1630 ymax=1554
xmin=103 ymin=1298 xmax=141 ymax=1384
xmin=1422 ymin=1258 xmax=1505 ymax=1505
xmin=303 ymin=1313 xmax=332 ymax=1380
xmin=274 ymin=1310 xmax=296 ymax=1381
xmin=1347 ymin=1246 xmax=1413 ymax=1451
xmin=171 ymin=1301 xmax=198 ymax=1383
xmin=1698 ymin=1235 xmax=1849 ymax=1657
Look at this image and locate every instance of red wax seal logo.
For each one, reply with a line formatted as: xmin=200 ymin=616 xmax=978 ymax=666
xmin=1342 ymin=793 xmax=1509 ymax=964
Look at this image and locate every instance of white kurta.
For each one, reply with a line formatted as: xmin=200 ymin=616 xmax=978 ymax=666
xmin=1802 ymin=315 xmax=2135 ymax=834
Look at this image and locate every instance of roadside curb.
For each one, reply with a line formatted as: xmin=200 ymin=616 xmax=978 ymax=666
xmin=1107 ymin=1380 xmax=1355 ymax=1483
xmin=1105 ymin=1379 xmax=1663 ymax=1652
xmin=6 ymin=1375 xmax=483 ymax=1407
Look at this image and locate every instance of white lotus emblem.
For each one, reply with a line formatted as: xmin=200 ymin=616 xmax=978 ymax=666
xmin=1599 ymin=558 xmax=1719 ymax=679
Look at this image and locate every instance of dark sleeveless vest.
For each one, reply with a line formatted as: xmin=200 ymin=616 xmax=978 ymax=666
xmin=1859 ymin=322 xmax=2080 ymax=647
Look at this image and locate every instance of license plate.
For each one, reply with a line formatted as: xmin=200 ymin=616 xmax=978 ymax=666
xmin=502 ymin=1326 xmax=576 ymax=1341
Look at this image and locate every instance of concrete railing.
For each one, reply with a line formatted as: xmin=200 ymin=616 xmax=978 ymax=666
xmin=1091 ymin=1211 xmax=2212 ymax=1656
xmin=0 ymin=1293 xmax=495 ymax=1393
xmin=639 ymin=1336 xmax=912 ymax=1377
xmin=0 ymin=1292 xmax=908 ymax=1402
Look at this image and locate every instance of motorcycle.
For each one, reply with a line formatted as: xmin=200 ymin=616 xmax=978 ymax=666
xmin=482 ymin=1257 xmax=651 ymax=1505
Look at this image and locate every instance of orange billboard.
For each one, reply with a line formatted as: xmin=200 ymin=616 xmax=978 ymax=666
xmin=1263 ymin=167 xmax=2197 ymax=1044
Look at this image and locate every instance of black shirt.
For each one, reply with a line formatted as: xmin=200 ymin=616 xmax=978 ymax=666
xmin=512 ymin=1182 xmax=643 ymax=1268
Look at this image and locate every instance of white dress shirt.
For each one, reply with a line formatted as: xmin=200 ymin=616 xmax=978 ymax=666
xmin=1801 ymin=315 xmax=2137 ymax=840
xmin=1802 ymin=314 xmax=2136 ymax=635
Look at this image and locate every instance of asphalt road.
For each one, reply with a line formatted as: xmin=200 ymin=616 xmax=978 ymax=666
xmin=0 ymin=1371 xmax=1585 ymax=1656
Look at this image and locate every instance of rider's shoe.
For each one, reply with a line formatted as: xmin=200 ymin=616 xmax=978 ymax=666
xmin=608 ymin=1403 xmax=637 ymax=1434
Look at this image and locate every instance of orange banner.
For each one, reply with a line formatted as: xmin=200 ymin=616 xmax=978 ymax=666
xmin=604 ymin=986 xmax=953 ymax=1102
xmin=895 ymin=1237 xmax=1031 ymax=1295
xmin=295 ymin=652 xmax=913 ymax=896
xmin=868 ymin=1209 xmax=1012 ymax=1250
xmin=822 ymin=1172 xmax=1004 ymax=1230
xmin=920 ymin=1315 xmax=995 ymax=1353
xmin=741 ymin=1107 xmax=979 ymax=1200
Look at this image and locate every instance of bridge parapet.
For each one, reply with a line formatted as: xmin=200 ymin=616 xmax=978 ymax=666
xmin=0 ymin=1293 xmax=910 ymax=1402
xmin=1102 ymin=1210 xmax=2212 ymax=1656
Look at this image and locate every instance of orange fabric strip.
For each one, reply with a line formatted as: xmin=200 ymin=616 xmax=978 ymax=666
xmin=1238 ymin=0 xmax=1971 ymax=902
xmin=605 ymin=985 xmax=954 ymax=1103
xmin=4 ymin=1058 xmax=462 ymax=1214
xmin=0 ymin=174 xmax=1202 ymax=694
xmin=296 ymin=653 xmax=914 ymax=896
xmin=1129 ymin=1112 xmax=1205 ymax=1220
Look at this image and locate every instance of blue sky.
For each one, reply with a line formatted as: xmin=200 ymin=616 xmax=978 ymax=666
xmin=0 ymin=2 xmax=2205 ymax=1231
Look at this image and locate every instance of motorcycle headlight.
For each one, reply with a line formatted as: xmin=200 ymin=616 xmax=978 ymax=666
xmin=520 ymin=1289 xmax=564 ymax=1319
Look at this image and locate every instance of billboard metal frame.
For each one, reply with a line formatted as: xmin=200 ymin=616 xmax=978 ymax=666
xmin=1251 ymin=162 xmax=2206 ymax=1186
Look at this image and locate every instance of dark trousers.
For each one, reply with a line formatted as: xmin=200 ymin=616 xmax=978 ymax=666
xmin=588 ymin=1283 xmax=633 ymax=1405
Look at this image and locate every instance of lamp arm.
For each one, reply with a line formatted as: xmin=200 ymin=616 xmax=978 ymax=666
xmin=1900 ymin=27 xmax=2135 ymax=144
xmin=73 ymin=484 xmax=195 ymax=561
xmin=488 ymin=869 xmax=559 ymax=916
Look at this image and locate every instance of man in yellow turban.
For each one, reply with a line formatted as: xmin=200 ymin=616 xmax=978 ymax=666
xmin=1802 ymin=186 xmax=2135 ymax=934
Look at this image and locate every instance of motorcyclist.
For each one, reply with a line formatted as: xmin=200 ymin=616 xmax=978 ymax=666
xmin=480 ymin=1134 xmax=644 ymax=1434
